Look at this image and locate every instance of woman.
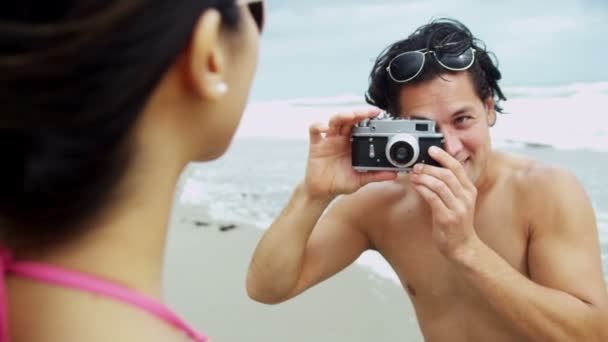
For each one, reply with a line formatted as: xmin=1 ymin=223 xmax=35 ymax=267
xmin=0 ymin=0 xmax=263 ymax=341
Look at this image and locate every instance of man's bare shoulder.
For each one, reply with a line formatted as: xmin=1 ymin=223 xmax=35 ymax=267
xmin=498 ymin=151 xmax=580 ymax=195
xmin=497 ymin=151 xmax=588 ymax=220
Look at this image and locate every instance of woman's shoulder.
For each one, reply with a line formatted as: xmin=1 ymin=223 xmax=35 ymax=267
xmin=8 ymin=279 xmax=202 ymax=342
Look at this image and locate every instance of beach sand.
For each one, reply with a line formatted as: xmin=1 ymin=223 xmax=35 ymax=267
xmin=163 ymin=205 xmax=424 ymax=342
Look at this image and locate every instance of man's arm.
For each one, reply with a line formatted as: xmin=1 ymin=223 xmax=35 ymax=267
xmin=246 ymin=183 xmax=372 ymax=304
xmin=453 ymin=167 xmax=608 ymax=341
xmin=246 ymin=109 xmax=397 ymax=304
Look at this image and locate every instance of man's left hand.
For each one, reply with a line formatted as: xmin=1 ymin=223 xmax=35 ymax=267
xmin=409 ymin=146 xmax=479 ymax=259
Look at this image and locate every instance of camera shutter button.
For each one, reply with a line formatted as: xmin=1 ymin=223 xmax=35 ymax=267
xmin=358 ymin=119 xmax=370 ymax=127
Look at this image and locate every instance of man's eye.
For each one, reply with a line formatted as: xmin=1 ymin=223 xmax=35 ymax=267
xmin=455 ymin=116 xmax=471 ymax=124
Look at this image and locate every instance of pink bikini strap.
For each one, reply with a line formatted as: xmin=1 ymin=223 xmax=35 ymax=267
xmin=0 ymin=248 xmax=10 ymax=342
xmin=0 ymin=248 xmax=207 ymax=342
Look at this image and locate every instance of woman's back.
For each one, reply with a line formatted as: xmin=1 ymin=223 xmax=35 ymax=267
xmin=7 ymin=275 xmax=192 ymax=341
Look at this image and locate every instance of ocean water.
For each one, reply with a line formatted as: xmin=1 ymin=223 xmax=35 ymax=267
xmin=252 ymin=0 xmax=608 ymax=101
xmin=178 ymin=83 xmax=608 ymax=283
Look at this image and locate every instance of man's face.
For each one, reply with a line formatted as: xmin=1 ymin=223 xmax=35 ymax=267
xmin=398 ymin=72 xmax=496 ymax=184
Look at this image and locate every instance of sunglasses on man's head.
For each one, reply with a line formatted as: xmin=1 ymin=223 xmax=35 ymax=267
xmin=386 ymin=45 xmax=476 ymax=83
xmin=237 ymin=0 xmax=265 ymax=33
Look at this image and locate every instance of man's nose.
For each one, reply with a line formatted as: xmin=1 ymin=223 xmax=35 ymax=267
xmin=441 ymin=131 xmax=463 ymax=157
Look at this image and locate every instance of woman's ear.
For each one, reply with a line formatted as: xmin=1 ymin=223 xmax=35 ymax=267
xmin=184 ymin=8 xmax=229 ymax=101
xmin=485 ymin=96 xmax=496 ymax=127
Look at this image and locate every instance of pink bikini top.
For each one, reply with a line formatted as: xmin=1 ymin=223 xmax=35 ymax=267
xmin=0 ymin=248 xmax=208 ymax=342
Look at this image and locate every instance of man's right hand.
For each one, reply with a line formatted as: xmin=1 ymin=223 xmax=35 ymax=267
xmin=304 ymin=108 xmax=397 ymax=200
xmin=247 ymin=108 xmax=396 ymax=304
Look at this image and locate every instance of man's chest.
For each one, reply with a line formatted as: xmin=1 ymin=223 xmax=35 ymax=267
xmin=370 ymin=194 xmax=530 ymax=299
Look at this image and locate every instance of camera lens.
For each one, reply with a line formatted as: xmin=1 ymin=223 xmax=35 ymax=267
xmin=389 ymin=142 xmax=414 ymax=165
xmin=385 ymin=134 xmax=420 ymax=168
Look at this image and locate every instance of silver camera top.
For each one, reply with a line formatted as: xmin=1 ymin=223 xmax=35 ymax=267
xmin=352 ymin=112 xmax=442 ymax=138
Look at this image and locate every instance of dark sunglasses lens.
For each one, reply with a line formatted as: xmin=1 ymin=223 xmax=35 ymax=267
xmin=436 ymin=48 xmax=474 ymax=70
xmin=389 ymin=52 xmax=424 ymax=81
xmin=248 ymin=2 xmax=264 ymax=32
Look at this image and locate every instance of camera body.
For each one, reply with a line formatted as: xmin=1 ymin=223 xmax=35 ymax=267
xmin=351 ymin=113 xmax=445 ymax=172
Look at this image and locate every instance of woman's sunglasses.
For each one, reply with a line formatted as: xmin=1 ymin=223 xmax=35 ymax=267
xmin=386 ymin=46 xmax=476 ymax=83
xmin=237 ymin=0 xmax=265 ymax=33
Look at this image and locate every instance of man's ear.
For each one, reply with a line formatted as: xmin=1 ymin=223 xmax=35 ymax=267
xmin=184 ymin=8 xmax=229 ymax=100
xmin=484 ymin=96 xmax=496 ymax=127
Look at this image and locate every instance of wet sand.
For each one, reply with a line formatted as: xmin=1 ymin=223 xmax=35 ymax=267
xmin=163 ymin=205 xmax=423 ymax=342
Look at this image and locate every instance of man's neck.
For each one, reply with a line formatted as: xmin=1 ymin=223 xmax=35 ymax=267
xmin=475 ymin=151 xmax=502 ymax=196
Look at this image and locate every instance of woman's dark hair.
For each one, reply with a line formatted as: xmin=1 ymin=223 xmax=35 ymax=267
xmin=0 ymin=1 xmax=244 ymax=250
xmin=365 ymin=18 xmax=506 ymax=117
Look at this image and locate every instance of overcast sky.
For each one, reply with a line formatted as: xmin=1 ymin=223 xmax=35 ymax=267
xmin=250 ymin=0 xmax=608 ymax=100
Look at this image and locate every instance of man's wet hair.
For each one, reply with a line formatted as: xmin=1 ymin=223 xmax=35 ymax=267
xmin=365 ymin=18 xmax=507 ymax=117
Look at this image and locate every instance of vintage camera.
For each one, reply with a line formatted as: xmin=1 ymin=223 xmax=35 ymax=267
xmin=351 ymin=113 xmax=445 ymax=172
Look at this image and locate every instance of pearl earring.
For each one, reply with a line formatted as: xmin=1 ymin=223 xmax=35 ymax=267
xmin=216 ymin=82 xmax=228 ymax=94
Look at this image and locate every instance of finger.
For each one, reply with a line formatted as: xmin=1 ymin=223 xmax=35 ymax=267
xmin=427 ymin=146 xmax=471 ymax=189
xmin=340 ymin=122 xmax=356 ymax=136
xmin=350 ymin=108 xmax=382 ymax=128
xmin=412 ymin=183 xmax=450 ymax=214
xmin=328 ymin=113 xmax=354 ymax=136
xmin=413 ymin=163 xmax=464 ymax=199
xmin=410 ymin=173 xmax=459 ymax=210
xmin=309 ymin=122 xmax=328 ymax=144
xmin=358 ymin=171 xmax=398 ymax=186
xmin=352 ymin=107 xmax=382 ymax=119
xmin=329 ymin=108 xmax=382 ymax=137
xmin=340 ymin=109 xmax=379 ymax=136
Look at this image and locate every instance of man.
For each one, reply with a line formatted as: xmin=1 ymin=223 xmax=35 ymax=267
xmin=246 ymin=18 xmax=608 ymax=341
